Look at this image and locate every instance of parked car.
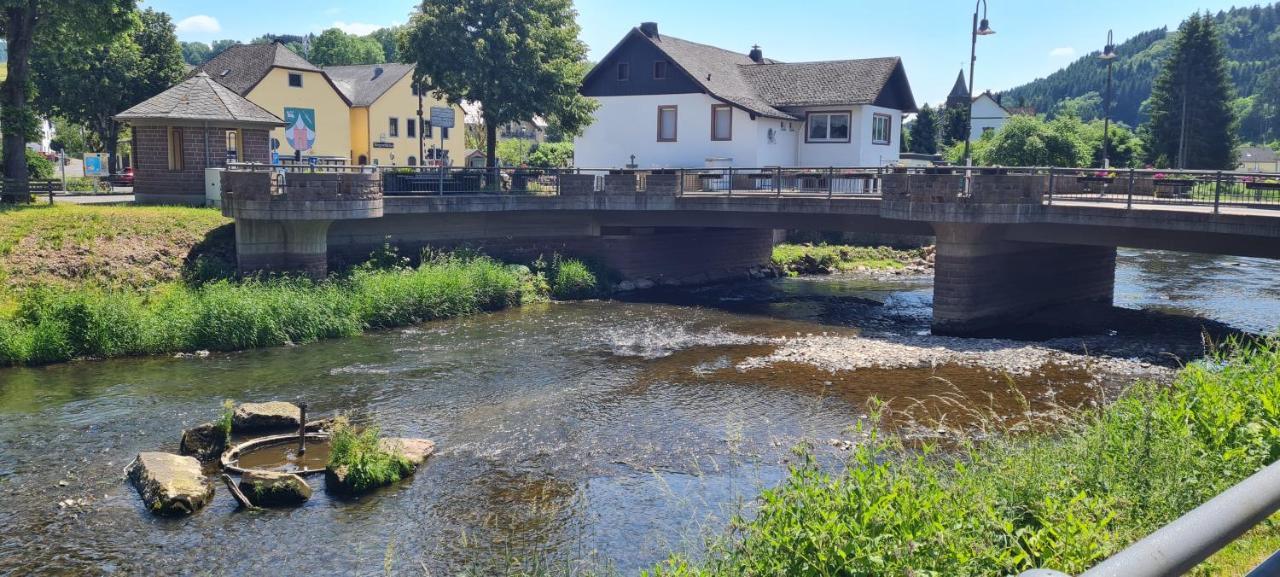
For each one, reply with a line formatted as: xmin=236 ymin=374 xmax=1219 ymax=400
xmin=110 ymin=168 xmax=134 ymax=187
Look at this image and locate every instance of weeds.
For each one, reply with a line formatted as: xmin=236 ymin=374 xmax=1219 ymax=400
xmin=328 ymin=417 xmax=414 ymax=494
xmin=771 ymin=243 xmax=928 ymax=276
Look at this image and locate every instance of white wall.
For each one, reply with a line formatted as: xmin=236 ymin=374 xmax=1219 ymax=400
xmin=969 ymin=95 xmax=1009 ymax=141
xmin=575 ymin=94 xmax=760 ymax=169
xmin=756 ymin=118 xmax=800 ymax=167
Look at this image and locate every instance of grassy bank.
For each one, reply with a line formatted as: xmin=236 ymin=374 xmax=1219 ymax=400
xmin=649 ymin=338 xmax=1280 ymax=576
xmin=0 ymin=205 xmax=603 ymax=367
xmin=771 ymin=243 xmax=932 ymax=276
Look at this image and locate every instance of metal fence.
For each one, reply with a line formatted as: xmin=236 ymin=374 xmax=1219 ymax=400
xmin=1043 ymin=167 xmax=1280 ymax=212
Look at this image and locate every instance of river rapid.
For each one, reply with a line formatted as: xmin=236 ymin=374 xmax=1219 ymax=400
xmin=0 ymin=249 xmax=1277 ymax=576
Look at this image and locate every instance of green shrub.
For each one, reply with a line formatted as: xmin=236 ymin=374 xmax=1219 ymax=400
xmin=649 ymin=338 xmax=1280 ymax=577
xmin=64 ymin=177 xmax=96 ymax=192
xmin=328 ymin=417 xmax=414 ymax=493
xmin=548 ymin=257 xmax=599 ymax=300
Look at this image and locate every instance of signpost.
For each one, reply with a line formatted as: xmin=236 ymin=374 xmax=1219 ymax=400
xmin=83 ymin=153 xmax=108 ymax=177
xmin=429 ymin=107 xmax=454 ymax=193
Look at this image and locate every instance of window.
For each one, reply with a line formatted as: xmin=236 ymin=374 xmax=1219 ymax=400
xmin=288 ymin=73 xmax=303 ymax=88
xmin=617 ymin=62 xmax=630 ymax=81
xmin=389 ymin=117 xmax=399 ymax=138
xmin=711 ymin=104 xmax=732 ymax=141
xmin=872 ymin=113 xmax=892 ymax=145
xmin=167 ymin=127 xmax=184 ymax=171
xmin=424 ymin=120 xmax=433 ymax=138
xmin=653 ymin=60 xmax=668 ymax=80
xmin=408 ymin=156 xmax=417 ymax=166
xmin=657 ymin=105 xmax=677 ymax=142
xmin=407 ymin=115 xmax=416 ymax=138
xmin=806 ymin=111 xmax=851 ymax=143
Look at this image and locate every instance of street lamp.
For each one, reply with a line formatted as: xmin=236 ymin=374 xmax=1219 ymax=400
xmin=1099 ymin=30 xmax=1118 ymax=169
xmin=962 ymin=0 xmax=995 ymax=169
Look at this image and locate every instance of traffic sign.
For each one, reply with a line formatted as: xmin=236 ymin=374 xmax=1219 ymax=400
xmin=430 ymin=107 xmax=455 ymax=129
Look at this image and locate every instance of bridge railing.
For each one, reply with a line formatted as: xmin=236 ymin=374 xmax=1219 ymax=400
xmin=1044 ymin=167 xmax=1280 ymax=212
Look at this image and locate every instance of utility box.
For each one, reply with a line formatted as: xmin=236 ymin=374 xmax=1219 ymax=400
xmin=205 ymin=168 xmax=225 ymax=208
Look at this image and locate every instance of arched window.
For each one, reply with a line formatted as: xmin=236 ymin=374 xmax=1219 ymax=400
xmin=358 ymin=155 xmax=368 ymax=165
xmin=408 ymin=156 xmax=417 ymax=166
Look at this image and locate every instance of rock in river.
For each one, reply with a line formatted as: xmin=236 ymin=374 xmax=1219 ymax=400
xmin=239 ymin=470 xmax=311 ymax=507
xmin=326 ymin=437 xmax=436 ymax=496
xmin=233 ymin=402 xmax=301 ymax=433
xmin=125 ymin=452 xmax=214 ymax=516
xmin=179 ymin=422 xmax=227 ymax=462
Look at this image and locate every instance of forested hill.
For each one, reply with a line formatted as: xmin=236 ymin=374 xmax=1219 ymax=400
xmin=1001 ymin=3 xmax=1280 ymax=133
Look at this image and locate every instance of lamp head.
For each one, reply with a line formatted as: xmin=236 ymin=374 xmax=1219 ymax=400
xmin=1100 ymin=44 xmax=1117 ymax=60
xmin=976 ymin=18 xmax=995 ymax=35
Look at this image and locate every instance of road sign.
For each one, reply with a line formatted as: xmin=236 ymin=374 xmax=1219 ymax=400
xmin=84 ymin=153 xmax=108 ymax=177
xmin=430 ymin=107 xmax=455 ymax=129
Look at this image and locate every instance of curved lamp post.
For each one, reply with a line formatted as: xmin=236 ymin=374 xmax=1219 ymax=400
xmin=1099 ymin=30 xmax=1118 ymax=169
xmin=961 ymin=0 xmax=995 ymax=169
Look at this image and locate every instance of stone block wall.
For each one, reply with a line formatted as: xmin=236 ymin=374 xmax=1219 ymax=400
xmin=134 ymin=126 xmax=271 ymax=205
xmin=559 ymin=174 xmax=596 ymax=195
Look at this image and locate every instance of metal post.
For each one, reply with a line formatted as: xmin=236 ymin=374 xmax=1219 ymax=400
xmin=1047 ymin=167 xmax=1055 ymax=204
xmin=827 ymin=167 xmax=834 ymax=199
xmin=1214 ymin=170 xmax=1222 ymax=214
xmin=297 ymin=402 xmax=307 ymax=455
xmin=726 ymin=167 xmax=733 ymax=198
xmin=678 ymin=168 xmax=684 ymax=197
xmin=439 ymin=164 xmax=445 ymax=196
xmin=1127 ymin=168 xmax=1135 ymax=210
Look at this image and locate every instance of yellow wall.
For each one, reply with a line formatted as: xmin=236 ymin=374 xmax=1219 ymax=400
xmin=247 ymin=67 xmax=352 ymax=160
xmin=362 ymin=73 xmax=466 ymax=166
xmin=349 ymin=107 xmax=370 ymax=164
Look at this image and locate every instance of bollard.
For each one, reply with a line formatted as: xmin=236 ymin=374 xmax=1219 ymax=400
xmin=297 ymin=402 xmax=307 ymax=455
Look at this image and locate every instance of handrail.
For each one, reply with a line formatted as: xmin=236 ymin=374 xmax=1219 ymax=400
xmin=1020 ymin=458 xmax=1280 ymax=577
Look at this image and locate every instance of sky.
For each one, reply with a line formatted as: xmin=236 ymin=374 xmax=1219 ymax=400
xmin=144 ymin=0 xmax=1245 ymax=105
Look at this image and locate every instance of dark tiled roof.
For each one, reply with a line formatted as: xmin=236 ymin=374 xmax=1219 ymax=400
xmin=196 ymin=42 xmax=321 ymax=96
xmin=644 ymin=34 xmax=795 ymax=120
xmin=115 ymin=72 xmax=285 ymax=125
xmin=948 ymin=70 xmax=969 ymax=100
xmin=630 ymin=30 xmax=915 ymax=119
xmin=740 ymin=57 xmax=903 ymax=108
xmin=325 ymin=63 xmax=415 ymax=106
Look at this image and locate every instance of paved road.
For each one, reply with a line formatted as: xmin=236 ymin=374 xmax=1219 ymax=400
xmin=53 ymin=193 xmax=135 ymax=205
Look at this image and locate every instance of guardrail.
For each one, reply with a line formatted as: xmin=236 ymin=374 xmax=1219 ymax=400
xmin=221 ymin=163 xmax=1280 ymax=213
xmin=1019 ymin=458 xmax=1280 ymax=576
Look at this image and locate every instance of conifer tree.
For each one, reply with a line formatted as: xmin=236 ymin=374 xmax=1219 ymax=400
xmin=909 ymin=104 xmax=939 ymax=154
xmin=1143 ymin=13 xmax=1237 ymax=169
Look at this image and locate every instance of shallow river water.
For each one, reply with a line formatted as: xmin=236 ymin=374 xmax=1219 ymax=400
xmin=1 ymin=249 xmax=1278 ymax=576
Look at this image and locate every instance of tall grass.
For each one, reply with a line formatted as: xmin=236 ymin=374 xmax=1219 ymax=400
xmin=771 ymin=243 xmax=928 ymax=276
xmin=0 ymin=254 xmax=537 ymax=367
xmin=649 ymin=337 xmax=1280 ymax=576
xmin=328 ymin=417 xmax=414 ymax=494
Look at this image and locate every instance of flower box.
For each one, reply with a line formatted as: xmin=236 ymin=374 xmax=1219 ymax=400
xmin=1244 ymin=181 xmax=1280 ymax=191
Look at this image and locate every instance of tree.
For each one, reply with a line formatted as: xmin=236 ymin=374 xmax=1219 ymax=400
xmin=940 ymin=105 xmax=968 ymax=147
xmin=310 ymin=28 xmax=384 ymax=67
xmin=908 ymin=103 xmax=939 ymax=154
xmin=0 ymin=0 xmax=134 ymax=198
xmin=181 ymin=40 xmax=210 ymax=65
xmin=33 ymin=8 xmax=184 ymax=175
xmin=208 ymin=39 xmax=241 ymax=60
xmin=368 ymin=27 xmax=403 ymax=63
xmin=946 ymin=115 xmax=1088 ymax=167
xmin=1143 ymin=13 xmax=1237 ymax=169
xmin=402 ymin=0 xmax=598 ymax=168
xmin=49 ymin=116 xmax=95 ymax=156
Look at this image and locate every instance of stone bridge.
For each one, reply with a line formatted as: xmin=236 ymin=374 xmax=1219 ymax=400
xmin=221 ymin=170 xmax=1280 ymax=336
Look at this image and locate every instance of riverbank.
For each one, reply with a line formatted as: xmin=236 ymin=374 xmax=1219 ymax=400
xmin=649 ymin=336 xmax=1280 ymax=576
xmin=0 ymin=205 xmax=602 ymax=367
xmin=770 ymin=243 xmax=933 ymax=277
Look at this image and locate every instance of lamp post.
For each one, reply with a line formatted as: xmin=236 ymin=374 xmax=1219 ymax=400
xmin=961 ymin=0 xmax=995 ymax=169
xmin=1099 ymin=30 xmax=1117 ymax=169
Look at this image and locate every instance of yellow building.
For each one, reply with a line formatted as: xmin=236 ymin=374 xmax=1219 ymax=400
xmin=198 ymin=43 xmax=353 ymax=161
xmin=326 ymin=63 xmax=466 ymax=166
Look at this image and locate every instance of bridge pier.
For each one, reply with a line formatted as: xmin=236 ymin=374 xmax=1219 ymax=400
xmin=235 ymin=219 xmax=334 ymax=278
xmin=931 ymin=223 xmax=1116 ymax=336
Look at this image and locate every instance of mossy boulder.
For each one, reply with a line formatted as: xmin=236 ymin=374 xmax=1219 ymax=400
xmin=126 ymin=452 xmax=214 ymax=516
xmin=325 ymin=437 xmax=434 ymax=496
xmin=239 ymin=470 xmax=311 ymax=507
xmin=378 ymin=438 xmax=436 ymax=467
xmin=233 ymin=402 xmax=301 ymax=433
xmin=179 ymin=422 xmax=228 ymax=462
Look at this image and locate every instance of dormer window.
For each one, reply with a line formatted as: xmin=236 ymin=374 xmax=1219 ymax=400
xmin=288 ymin=73 xmax=302 ymax=88
xmin=617 ymin=62 xmax=630 ymax=81
xmin=653 ymin=61 xmax=668 ymax=80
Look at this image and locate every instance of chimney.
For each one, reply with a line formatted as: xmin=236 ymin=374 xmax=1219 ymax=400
xmin=749 ymin=44 xmax=763 ymax=63
xmin=373 ymin=66 xmax=384 ymax=79
xmin=639 ymin=22 xmax=659 ymax=38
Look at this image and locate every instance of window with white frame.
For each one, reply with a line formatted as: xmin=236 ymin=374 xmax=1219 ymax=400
xmin=389 ymin=117 xmax=399 ymax=138
xmin=872 ymin=113 xmax=892 ymax=145
xmin=806 ymin=111 xmax=851 ymax=143
xmin=657 ymin=105 xmax=677 ymax=142
xmin=711 ymin=104 xmax=732 ymax=141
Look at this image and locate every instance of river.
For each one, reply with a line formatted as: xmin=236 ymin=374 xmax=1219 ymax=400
xmin=1 ymin=249 xmax=1277 ymax=576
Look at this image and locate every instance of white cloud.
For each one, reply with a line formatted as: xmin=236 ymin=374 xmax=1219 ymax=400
xmin=1049 ymin=46 xmax=1076 ymax=58
xmin=331 ymin=21 xmax=384 ymax=35
xmin=175 ymin=15 xmax=221 ymax=35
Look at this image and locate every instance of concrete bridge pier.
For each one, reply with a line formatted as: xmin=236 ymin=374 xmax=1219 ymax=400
xmin=931 ymin=223 xmax=1117 ymax=336
xmin=235 ymin=219 xmax=334 ymax=278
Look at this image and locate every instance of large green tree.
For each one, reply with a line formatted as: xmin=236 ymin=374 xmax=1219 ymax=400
xmin=940 ymin=105 xmax=969 ymax=147
xmin=1142 ymin=13 xmax=1237 ymax=169
xmin=368 ymin=27 xmax=403 ymax=63
xmin=401 ymin=0 xmax=598 ymax=168
xmin=908 ymin=103 xmax=939 ymax=154
xmin=33 ymin=8 xmax=184 ymax=175
xmin=181 ymin=40 xmax=210 ymax=65
xmin=0 ymin=0 xmax=134 ymax=198
xmin=310 ymin=28 xmax=384 ymax=67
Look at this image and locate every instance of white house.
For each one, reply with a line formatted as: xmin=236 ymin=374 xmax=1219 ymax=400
xmin=969 ymin=92 xmax=1011 ymax=141
xmin=574 ymin=22 xmax=918 ymax=169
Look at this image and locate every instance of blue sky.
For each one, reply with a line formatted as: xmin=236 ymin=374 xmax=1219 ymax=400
xmin=144 ymin=0 xmax=1242 ymax=105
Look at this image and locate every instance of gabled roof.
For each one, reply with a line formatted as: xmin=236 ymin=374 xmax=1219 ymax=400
xmin=196 ymin=42 xmax=321 ymax=95
xmin=460 ymin=100 xmax=548 ymax=128
xmin=948 ymin=70 xmax=969 ymax=101
xmin=972 ymin=91 xmax=1010 ymax=114
xmin=582 ymin=26 xmax=918 ymax=119
xmin=115 ymin=72 xmax=285 ymax=126
xmin=325 ymin=63 xmax=415 ymax=107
